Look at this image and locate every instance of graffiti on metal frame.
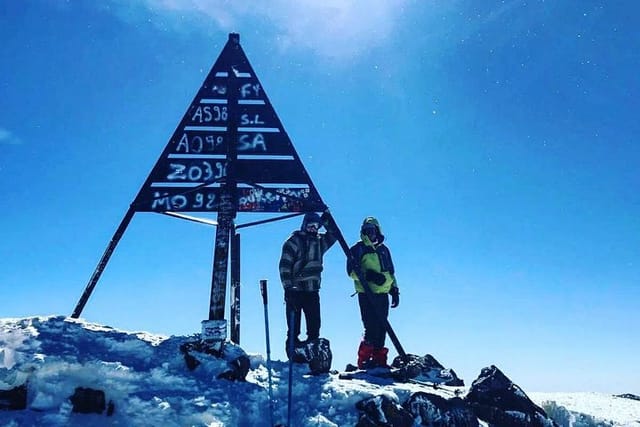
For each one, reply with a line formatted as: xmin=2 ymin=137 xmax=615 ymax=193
xmin=238 ymin=187 xmax=309 ymax=212
xmin=133 ymin=34 xmax=324 ymax=214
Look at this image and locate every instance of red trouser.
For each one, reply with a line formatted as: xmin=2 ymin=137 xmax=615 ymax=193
xmin=357 ymin=340 xmax=389 ymax=369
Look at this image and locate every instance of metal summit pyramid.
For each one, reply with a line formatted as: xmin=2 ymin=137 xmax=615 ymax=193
xmin=72 ymin=34 xmax=327 ymax=341
xmin=132 ymin=32 xmax=326 ymax=214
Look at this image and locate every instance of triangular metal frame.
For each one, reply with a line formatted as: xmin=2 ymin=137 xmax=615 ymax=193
xmin=71 ymin=34 xmax=327 ymax=347
xmin=132 ymin=32 xmax=325 ymax=214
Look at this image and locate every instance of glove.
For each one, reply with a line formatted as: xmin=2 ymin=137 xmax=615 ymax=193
xmin=389 ymin=287 xmax=400 ymax=308
xmin=320 ymin=211 xmax=331 ymax=229
xmin=320 ymin=211 xmax=335 ymax=234
xmin=365 ymin=270 xmax=386 ymax=285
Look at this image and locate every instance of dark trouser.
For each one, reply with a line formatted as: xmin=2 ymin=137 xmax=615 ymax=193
xmin=358 ymin=292 xmax=389 ymax=349
xmin=285 ymin=290 xmax=320 ymax=350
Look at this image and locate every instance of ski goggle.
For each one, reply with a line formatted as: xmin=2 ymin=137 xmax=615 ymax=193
xmin=306 ymin=222 xmax=320 ymax=231
xmin=362 ymin=225 xmax=377 ymax=237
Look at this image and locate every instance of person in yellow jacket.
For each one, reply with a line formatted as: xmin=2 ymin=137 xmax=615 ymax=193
xmin=347 ymin=217 xmax=399 ymax=369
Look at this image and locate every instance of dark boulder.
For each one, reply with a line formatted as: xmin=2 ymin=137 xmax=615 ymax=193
xmin=403 ymin=392 xmax=479 ymax=426
xmin=307 ymin=338 xmax=332 ymax=375
xmin=180 ymin=340 xmax=250 ymax=381
xmin=355 ymin=394 xmax=414 ymax=427
xmin=465 ymin=365 xmax=558 ymax=427
xmin=217 ymin=354 xmax=250 ymax=381
xmin=289 ymin=338 xmax=333 ymax=375
xmin=0 ymin=383 xmax=27 ymax=410
xmin=615 ymin=393 xmax=640 ymax=401
xmin=391 ymin=354 xmax=464 ymax=386
xmin=70 ymin=387 xmax=114 ymax=415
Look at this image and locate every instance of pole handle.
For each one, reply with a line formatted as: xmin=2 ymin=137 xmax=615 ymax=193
xmin=260 ymin=279 xmax=268 ymax=305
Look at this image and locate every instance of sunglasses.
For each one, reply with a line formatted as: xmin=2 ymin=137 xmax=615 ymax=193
xmin=306 ymin=222 xmax=320 ymax=230
xmin=362 ymin=225 xmax=377 ymax=235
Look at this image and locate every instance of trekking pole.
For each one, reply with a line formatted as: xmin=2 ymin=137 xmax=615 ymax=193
xmin=260 ymin=280 xmax=275 ymax=427
xmin=287 ymin=308 xmax=295 ymax=426
xmin=322 ymin=210 xmax=408 ymax=360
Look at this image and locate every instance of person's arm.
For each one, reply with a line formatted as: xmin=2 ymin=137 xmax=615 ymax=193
xmin=389 ymin=286 xmax=400 ymax=308
xmin=386 ymin=245 xmax=399 ymax=307
xmin=279 ymin=237 xmax=297 ymax=289
xmin=319 ymin=212 xmax=338 ymax=253
xmin=346 ymin=244 xmax=361 ymax=279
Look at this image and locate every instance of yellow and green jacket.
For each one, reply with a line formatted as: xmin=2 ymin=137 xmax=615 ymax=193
xmin=347 ymin=235 xmax=398 ymax=294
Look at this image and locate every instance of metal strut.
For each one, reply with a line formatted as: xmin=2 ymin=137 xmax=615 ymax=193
xmin=71 ymin=207 xmax=136 ymax=318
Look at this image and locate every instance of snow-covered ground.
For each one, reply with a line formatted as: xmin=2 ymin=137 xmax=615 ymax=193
xmin=530 ymin=392 xmax=640 ymax=427
xmin=1 ymin=316 xmax=638 ymax=426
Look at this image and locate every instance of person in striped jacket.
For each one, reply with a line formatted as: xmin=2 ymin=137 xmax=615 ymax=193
xmin=279 ymin=212 xmax=337 ymax=359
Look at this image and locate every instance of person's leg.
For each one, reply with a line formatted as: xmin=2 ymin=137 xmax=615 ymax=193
xmin=302 ymin=291 xmax=321 ymax=341
xmin=370 ymin=293 xmax=389 ymax=349
xmin=371 ymin=346 xmax=389 ymax=368
xmin=285 ymin=293 xmax=302 ymax=357
xmin=357 ymin=293 xmax=377 ymax=368
xmin=364 ymin=293 xmax=390 ymax=368
xmin=358 ymin=293 xmax=375 ymax=344
xmin=357 ymin=340 xmax=375 ymax=369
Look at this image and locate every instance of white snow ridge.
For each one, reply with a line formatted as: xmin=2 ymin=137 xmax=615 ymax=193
xmin=1 ymin=316 xmax=638 ymax=426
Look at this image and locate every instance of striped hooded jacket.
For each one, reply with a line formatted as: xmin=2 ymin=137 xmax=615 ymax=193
xmin=279 ymin=214 xmax=337 ymax=292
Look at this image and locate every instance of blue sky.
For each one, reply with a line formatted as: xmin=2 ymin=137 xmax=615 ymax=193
xmin=1 ymin=0 xmax=638 ymax=394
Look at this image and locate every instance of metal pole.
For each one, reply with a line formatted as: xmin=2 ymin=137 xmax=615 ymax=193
xmin=209 ymin=212 xmax=232 ymax=321
xmin=260 ymin=280 xmax=274 ymax=427
xmin=201 ymin=208 xmax=233 ymax=350
xmin=287 ymin=308 xmax=295 ymax=427
xmin=235 ymin=212 xmax=304 ymax=230
xmin=230 ymin=230 xmax=241 ymax=344
xmin=71 ymin=207 xmax=136 ymax=318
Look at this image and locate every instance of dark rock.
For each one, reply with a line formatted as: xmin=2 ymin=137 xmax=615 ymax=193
xmin=217 ymin=355 xmax=250 ymax=381
xmin=345 ymin=363 xmax=359 ymax=372
xmin=465 ymin=365 xmax=558 ymax=427
xmin=180 ymin=342 xmax=201 ymax=371
xmin=289 ymin=340 xmax=310 ymax=363
xmin=389 ymin=354 xmax=422 ymax=380
xmin=403 ymin=392 xmax=479 ymax=426
xmin=180 ymin=340 xmax=250 ymax=381
xmin=307 ymin=338 xmax=333 ymax=375
xmin=288 ymin=338 xmax=333 ymax=374
xmin=615 ymin=393 xmax=640 ymax=401
xmin=180 ymin=341 xmax=205 ymax=370
xmin=0 ymin=383 xmax=27 ymax=410
xmin=422 ymin=354 xmax=445 ymax=371
xmin=106 ymin=400 xmax=115 ymax=416
xmin=70 ymin=387 xmax=106 ymax=414
xmin=391 ymin=354 xmax=464 ymax=386
xmin=355 ymin=394 xmax=414 ymax=427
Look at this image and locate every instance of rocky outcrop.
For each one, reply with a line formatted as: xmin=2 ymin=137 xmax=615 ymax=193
xmin=465 ymin=365 xmax=558 ymax=427
xmin=403 ymin=392 xmax=478 ymax=426
xmin=355 ymin=394 xmax=414 ymax=427
xmin=354 ymin=364 xmax=567 ymax=426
